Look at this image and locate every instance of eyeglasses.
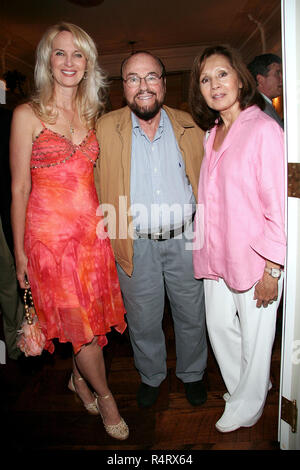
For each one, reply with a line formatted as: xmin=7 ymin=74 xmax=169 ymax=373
xmin=122 ymin=73 xmax=164 ymax=88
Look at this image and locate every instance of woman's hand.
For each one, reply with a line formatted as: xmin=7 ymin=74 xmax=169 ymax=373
xmin=15 ymin=251 xmax=29 ymax=289
xmin=253 ymin=271 xmax=278 ymax=308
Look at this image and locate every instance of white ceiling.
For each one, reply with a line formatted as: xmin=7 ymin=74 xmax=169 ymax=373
xmin=1 ymin=0 xmax=281 ymax=78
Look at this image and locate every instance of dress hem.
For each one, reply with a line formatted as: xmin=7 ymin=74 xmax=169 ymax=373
xmin=43 ymin=320 xmax=127 ymax=355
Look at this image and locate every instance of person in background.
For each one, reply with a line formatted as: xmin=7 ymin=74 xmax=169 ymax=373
xmin=0 ymin=216 xmax=24 ymax=360
xmin=248 ymin=53 xmax=283 ymax=128
xmin=0 ymin=107 xmax=14 ymax=252
xmin=190 ymin=45 xmax=286 ymax=433
xmin=10 ymin=22 xmax=128 ymax=440
xmin=95 ymin=51 xmax=207 ymax=409
xmin=0 ymin=107 xmax=23 ymax=360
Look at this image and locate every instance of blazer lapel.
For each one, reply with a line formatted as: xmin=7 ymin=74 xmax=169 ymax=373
xmin=116 ymin=107 xmax=132 ymax=205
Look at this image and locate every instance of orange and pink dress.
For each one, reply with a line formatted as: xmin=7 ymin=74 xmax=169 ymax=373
xmin=24 ymin=124 xmax=126 ymax=354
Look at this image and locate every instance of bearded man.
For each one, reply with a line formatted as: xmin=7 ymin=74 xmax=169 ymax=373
xmin=94 ymin=51 xmax=207 ymax=408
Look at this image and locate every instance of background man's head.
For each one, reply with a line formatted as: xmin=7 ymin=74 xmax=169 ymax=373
xmin=248 ymin=53 xmax=282 ymax=100
xmin=121 ymin=51 xmax=166 ymax=120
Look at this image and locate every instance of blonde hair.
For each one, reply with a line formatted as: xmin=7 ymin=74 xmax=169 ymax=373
xmin=31 ymin=22 xmax=107 ymax=128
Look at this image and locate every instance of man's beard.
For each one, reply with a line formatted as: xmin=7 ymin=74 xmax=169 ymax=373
xmin=126 ymin=92 xmax=164 ymax=121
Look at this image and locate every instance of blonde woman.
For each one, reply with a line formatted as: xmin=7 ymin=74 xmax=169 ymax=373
xmin=10 ymin=22 xmax=128 ymax=440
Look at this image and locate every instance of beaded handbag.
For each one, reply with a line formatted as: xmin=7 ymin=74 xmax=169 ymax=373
xmin=17 ymin=287 xmax=46 ymax=357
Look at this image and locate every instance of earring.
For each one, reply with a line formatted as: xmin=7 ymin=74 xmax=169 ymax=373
xmin=83 ymin=71 xmax=88 ymax=80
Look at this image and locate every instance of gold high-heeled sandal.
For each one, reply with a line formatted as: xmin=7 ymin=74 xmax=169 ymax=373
xmin=68 ymin=373 xmax=99 ymax=415
xmin=96 ymin=394 xmax=129 ymax=440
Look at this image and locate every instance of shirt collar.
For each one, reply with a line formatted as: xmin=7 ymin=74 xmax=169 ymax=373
xmin=131 ymin=109 xmax=165 ymax=139
xmin=260 ymin=92 xmax=272 ymax=105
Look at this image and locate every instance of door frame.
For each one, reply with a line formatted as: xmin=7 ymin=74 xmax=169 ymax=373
xmin=278 ymin=0 xmax=300 ymax=450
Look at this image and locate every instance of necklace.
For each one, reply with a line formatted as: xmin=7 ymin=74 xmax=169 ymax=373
xmin=56 ymin=105 xmax=76 ymax=136
xmin=69 ymin=121 xmax=75 ymax=135
xmin=68 ymin=109 xmax=76 ymax=135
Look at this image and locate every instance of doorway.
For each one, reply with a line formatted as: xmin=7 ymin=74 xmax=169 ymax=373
xmin=278 ymin=0 xmax=300 ymax=450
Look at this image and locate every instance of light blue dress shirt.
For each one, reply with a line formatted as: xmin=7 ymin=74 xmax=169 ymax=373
xmin=130 ymin=109 xmax=195 ymax=233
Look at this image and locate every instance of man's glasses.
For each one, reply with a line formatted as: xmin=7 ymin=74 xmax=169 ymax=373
xmin=122 ymin=73 xmax=164 ymax=88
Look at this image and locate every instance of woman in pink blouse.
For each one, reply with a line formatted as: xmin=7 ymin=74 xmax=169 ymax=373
xmin=189 ymin=45 xmax=286 ymax=433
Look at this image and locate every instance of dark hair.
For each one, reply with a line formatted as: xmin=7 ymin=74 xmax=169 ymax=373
xmin=120 ymin=50 xmax=166 ymax=79
xmin=248 ymin=53 xmax=282 ymax=84
xmin=189 ymin=45 xmax=265 ymax=131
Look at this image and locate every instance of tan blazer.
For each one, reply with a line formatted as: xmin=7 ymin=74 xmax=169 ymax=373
xmin=94 ymin=105 xmax=204 ymax=276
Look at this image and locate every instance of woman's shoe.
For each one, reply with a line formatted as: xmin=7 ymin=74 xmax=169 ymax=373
xmin=68 ymin=373 xmax=99 ymax=415
xmin=96 ymin=394 xmax=129 ymax=440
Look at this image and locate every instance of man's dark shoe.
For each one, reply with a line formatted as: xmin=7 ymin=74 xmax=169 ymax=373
xmin=184 ymin=380 xmax=207 ymax=406
xmin=137 ymin=383 xmax=160 ymax=408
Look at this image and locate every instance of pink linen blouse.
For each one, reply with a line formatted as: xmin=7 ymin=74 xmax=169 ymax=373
xmin=193 ymin=105 xmax=286 ymax=291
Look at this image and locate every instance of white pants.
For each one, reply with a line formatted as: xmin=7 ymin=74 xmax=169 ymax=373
xmin=204 ymin=277 xmax=283 ymax=427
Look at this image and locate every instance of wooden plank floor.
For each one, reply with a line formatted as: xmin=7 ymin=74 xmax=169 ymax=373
xmin=0 ymin=300 xmax=282 ymax=454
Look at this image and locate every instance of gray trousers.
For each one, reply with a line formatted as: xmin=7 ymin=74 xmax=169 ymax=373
xmin=117 ymin=230 xmax=207 ymax=387
xmin=0 ymin=217 xmax=24 ymax=360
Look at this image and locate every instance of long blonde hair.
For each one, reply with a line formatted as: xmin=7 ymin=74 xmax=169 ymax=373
xmin=31 ymin=22 xmax=107 ymax=128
